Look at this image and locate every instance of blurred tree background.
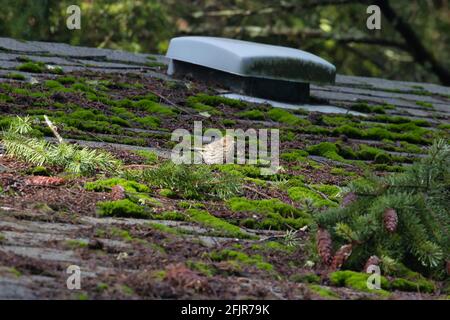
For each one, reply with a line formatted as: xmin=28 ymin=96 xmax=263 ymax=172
xmin=0 ymin=0 xmax=449 ymax=85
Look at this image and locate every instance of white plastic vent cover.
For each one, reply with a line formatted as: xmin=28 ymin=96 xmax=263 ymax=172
xmin=166 ymin=37 xmax=336 ymax=84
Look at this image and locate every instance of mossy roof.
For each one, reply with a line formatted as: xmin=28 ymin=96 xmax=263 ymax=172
xmin=0 ymin=37 xmax=448 ymax=300
xmin=0 ymin=37 xmax=448 ymax=124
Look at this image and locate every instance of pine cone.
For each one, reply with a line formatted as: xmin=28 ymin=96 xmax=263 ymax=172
xmin=317 ymin=228 xmax=333 ymax=265
xmin=25 ymin=176 xmax=65 ymax=186
xmin=341 ymin=192 xmax=357 ymax=208
xmin=363 ymin=255 xmax=381 ymax=272
xmin=330 ymin=244 xmax=353 ymax=271
xmin=383 ymin=208 xmax=398 ymax=233
xmin=446 ymin=260 xmax=450 ymax=276
xmin=111 ymin=185 xmax=126 ymax=200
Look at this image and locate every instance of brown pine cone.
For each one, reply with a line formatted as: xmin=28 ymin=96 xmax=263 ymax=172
xmin=330 ymin=244 xmax=353 ymax=271
xmin=341 ymin=192 xmax=357 ymax=208
xmin=24 ymin=176 xmax=65 ymax=186
xmin=383 ymin=208 xmax=398 ymax=233
xmin=111 ymin=185 xmax=126 ymax=200
xmin=317 ymin=228 xmax=333 ymax=265
xmin=363 ymin=255 xmax=381 ymax=272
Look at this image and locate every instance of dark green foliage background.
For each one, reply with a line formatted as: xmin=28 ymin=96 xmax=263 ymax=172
xmin=0 ymin=0 xmax=449 ymax=85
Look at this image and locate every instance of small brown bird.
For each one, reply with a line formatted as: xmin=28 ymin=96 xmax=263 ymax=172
xmin=200 ymin=135 xmax=235 ymax=164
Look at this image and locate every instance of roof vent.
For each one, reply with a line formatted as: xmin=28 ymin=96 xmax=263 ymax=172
xmin=166 ymin=36 xmax=336 ymax=102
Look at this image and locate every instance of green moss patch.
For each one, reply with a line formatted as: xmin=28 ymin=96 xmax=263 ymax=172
xmin=85 ymin=177 xmax=158 ymax=207
xmin=217 ymin=164 xmax=264 ymax=178
xmin=309 ymin=285 xmax=340 ymax=299
xmin=307 ymin=142 xmax=344 ymax=162
xmin=0 ymin=93 xmax=14 ymax=103
xmin=397 ymin=141 xmax=424 ymax=154
xmin=262 ymin=241 xmax=296 ymax=253
xmin=356 ymin=144 xmax=392 ymax=163
xmin=228 ymin=197 xmax=304 ymax=217
xmin=27 ymin=166 xmax=50 ymax=176
xmin=330 ymin=168 xmax=356 ymax=177
xmin=85 ymin=178 xmax=149 ymax=193
xmin=334 ymin=124 xmax=431 ymax=145
xmin=132 ymin=150 xmax=158 ymax=164
xmin=330 ymin=270 xmax=435 ymax=294
xmin=101 ymin=227 xmax=131 ymax=241
xmin=16 ymin=61 xmax=45 ymax=73
xmin=135 ymin=115 xmax=161 ymax=129
xmin=415 ymin=101 xmax=434 ymax=109
xmin=290 ymin=273 xmax=321 ymax=284
xmin=388 ymin=264 xmax=436 ymax=293
xmin=216 ymin=163 xmax=285 ymax=183
xmin=306 ymin=142 xmax=401 ymax=164
xmin=187 ymin=260 xmax=216 ymax=277
xmin=48 ymin=66 xmax=64 ymax=75
xmin=281 ymin=150 xmax=309 ymax=162
xmin=329 ymin=271 xmax=390 ymax=296
xmin=390 ymin=278 xmax=435 ymax=293
xmin=186 ymin=96 xmax=218 ymax=113
xmin=97 ymin=199 xmax=148 ymax=218
xmin=65 ymin=239 xmax=89 ymax=249
xmin=133 ymin=99 xmax=175 ymax=116
xmin=158 ymin=188 xmax=177 ymax=198
xmin=210 ymin=249 xmax=273 ymax=271
xmin=54 ymin=112 xmax=124 ymax=135
xmin=287 ymin=185 xmax=338 ymax=208
xmin=186 ymin=209 xmax=253 ymax=239
xmin=237 ymin=109 xmax=265 ymax=120
xmin=145 ymin=61 xmax=166 ymax=68
xmin=147 ymin=222 xmax=180 ymax=235
xmin=57 ymin=76 xmax=77 ymax=85
xmin=227 ymin=197 xmax=312 ymax=230
xmin=71 ymin=82 xmax=95 ymax=93
xmin=311 ymin=184 xmax=341 ymax=199
xmin=111 ymin=107 xmax=135 ymax=119
xmin=187 ymin=94 xmax=248 ymax=110
xmin=267 ymin=108 xmax=310 ymax=126
xmin=5 ymin=72 xmax=26 ymax=80
xmin=370 ymin=115 xmax=430 ymax=127
xmin=322 ymin=115 xmax=354 ymax=127
xmin=44 ymin=80 xmax=64 ymax=89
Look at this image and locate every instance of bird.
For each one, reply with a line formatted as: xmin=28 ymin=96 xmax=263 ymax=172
xmin=200 ymin=135 xmax=235 ymax=164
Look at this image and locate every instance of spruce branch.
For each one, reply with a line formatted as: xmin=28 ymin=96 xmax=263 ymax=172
xmin=1 ymin=116 xmax=122 ymax=176
xmin=314 ymin=139 xmax=450 ymax=274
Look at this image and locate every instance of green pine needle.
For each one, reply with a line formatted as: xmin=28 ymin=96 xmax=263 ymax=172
xmin=1 ymin=116 xmax=121 ymax=176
